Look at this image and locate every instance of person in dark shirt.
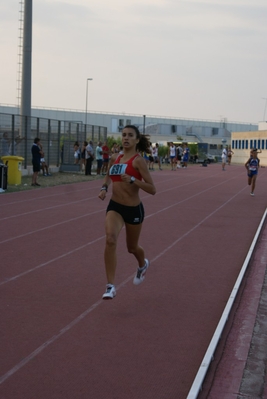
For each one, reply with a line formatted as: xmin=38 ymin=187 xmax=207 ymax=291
xmin=31 ymin=137 xmax=42 ymax=186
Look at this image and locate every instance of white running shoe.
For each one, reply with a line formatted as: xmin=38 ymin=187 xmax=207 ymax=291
xmin=133 ymin=259 xmax=150 ymax=285
xmin=102 ymin=284 xmax=116 ymax=300
xmin=250 ymin=192 xmax=255 ymax=196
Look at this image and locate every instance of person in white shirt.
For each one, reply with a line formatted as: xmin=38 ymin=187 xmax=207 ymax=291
xmin=221 ymin=147 xmax=227 ymax=171
xmin=95 ymin=141 xmax=103 ymax=175
xmin=153 ymin=143 xmax=162 ymax=170
xmin=168 ymin=142 xmax=176 ymax=171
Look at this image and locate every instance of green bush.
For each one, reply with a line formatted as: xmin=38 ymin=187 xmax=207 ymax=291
xmin=158 ymin=145 xmax=169 ymax=158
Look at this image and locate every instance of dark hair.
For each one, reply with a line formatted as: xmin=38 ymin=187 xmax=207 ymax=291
xmin=34 ymin=137 xmax=40 ymax=144
xmin=123 ymin=125 xmax=150 ymax=153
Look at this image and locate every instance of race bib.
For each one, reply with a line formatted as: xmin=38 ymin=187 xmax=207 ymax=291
xmin=109 ymin=163 xmax=127 ymax=175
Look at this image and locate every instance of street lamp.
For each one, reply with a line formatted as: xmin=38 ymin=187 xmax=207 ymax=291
xmin=85 ymin=78 xmax=93 ymax=129
xmin=262 ymin=97 xmax=267 ymax=121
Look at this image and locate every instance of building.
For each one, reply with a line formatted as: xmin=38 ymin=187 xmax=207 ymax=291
xmin=1 ymin=104 xmax=263 ymax=164
xmin=231 ymin=122 xmax=267 ymax=166
xmin=0 ymin=104 xmax=257 ymax=147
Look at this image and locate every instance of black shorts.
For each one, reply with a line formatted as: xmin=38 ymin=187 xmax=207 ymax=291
xmin=106 ymin=199 xmax=144 ymax=225
xmin=32 ymin=160 xmax=41 ymax=172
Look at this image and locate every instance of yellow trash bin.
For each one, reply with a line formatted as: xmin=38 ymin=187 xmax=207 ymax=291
xmin=1 ymin=156 xmax=24 ymax=185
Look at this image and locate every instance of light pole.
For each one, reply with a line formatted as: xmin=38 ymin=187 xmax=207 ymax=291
xmin=85 ymin=78 xmax=93 ymax=129
xmin=262 ymin=97 xmax=267 ymax=121
xmin=143 ymin=115 xmax=146 ymax=134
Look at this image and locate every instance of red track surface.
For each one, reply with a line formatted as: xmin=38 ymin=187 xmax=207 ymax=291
xmin=1 ymin=164 xmax=267 ymax=399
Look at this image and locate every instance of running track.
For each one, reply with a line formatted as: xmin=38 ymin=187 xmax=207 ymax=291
xmin=1 ymin=164 xmax=266 ymax=399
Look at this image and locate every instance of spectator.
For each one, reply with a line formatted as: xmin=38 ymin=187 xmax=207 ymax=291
xmin=148 ymin=142 xmax=154 ymax=170
xmin=143 ymin=150 xmax=150 ymax=168
xmin=221 ymin=147 xmax=227 ymax=171
xmin=85 ymin=140 xmax=94 ymax=175
xmin=176 ymin=144 xmax=183 ymax=168
xmin=227 ymin=147 xmax=234 ymax=165
xmin=168 ymin=142 xmax=176 ymax=171
xmin=111 ymin=142 xmax=119 ymax=154
xmin=95 ymin=141 xmax=103 ymax=175
xmin=182 ymin=143 xmax=190 ymax=168
xmin=101 ymin=140 xmax=110 ymax=175
xmin=31 ymin=137 xmax=42 ymax=186
xmin=153 ymin=143 xmax=162 ymax=170
xmin=1 ymin=132 xmax=10 ymax=156
xmin=9 ymin=136 xmax=25 ymax=156
xmin=39 ymin=143 xmax=51 ymax=176
xmin=80 ymin=141 xmax=87 ymax=172
xmin=73 ymin=141 xmax=80 ymax=165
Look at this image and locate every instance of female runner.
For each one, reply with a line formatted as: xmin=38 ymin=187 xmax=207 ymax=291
xmin=98 ymin=125 xmax=156 ymax=299
xmin=245 ymin=149 xmax=260 ymax=196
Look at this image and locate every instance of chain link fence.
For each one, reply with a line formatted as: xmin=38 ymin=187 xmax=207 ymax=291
xmin=0 ymin=112 xmax=107 ymax=169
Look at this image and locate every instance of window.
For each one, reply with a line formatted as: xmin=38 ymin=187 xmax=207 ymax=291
xmin=209 ymin=144 xmax=217 ymax=149
xmin=119 ymin=119 xmax=124 ymax=127
xmin=254 ymin=139 xmax=257 ymax=149
xmin=262 ymin=140 xmax=265 ymax=150
xmin=250 ymin=140 xmax=253 ymax=149
xmin=245 ymin=140 xmax=248 ymax=149
xmin=258 ymin=139 xmax=261 ymax=149
xmin=242 ymin=140 xmax=245 ymax=149
xmin=232 ymin=140 xmax=235 ymax=149
xmin=126 ymin=119 xmax=131 ymax=125
xmin=212 ymin=128 xmax=219 ymax=135
xmin=238 ymin=140 xmax=241 ymax=149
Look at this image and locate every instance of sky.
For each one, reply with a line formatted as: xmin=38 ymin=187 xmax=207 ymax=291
xmin=1 ymin=0 xmax=267 ymax=124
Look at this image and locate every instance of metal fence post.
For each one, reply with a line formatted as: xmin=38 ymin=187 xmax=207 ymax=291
xmin=10 ymin=115 xmax=15 ymax=155
xmin=47 ymin=119 xmax=51 ymax=167
xmin=57 ymin=120 xmax=61 ymax=167
xmin=24 ymin=116 xmax=28 ymax=168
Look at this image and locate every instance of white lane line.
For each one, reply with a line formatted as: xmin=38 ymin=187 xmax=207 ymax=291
xmin=0 ymin=171 xmax=243 ymax=243
xmin=0 ymin=272 xmax=135 ymax=386
xmin=0 ymin=209 xmax=105 ymax=245
xmin=0 ymin=195 xmax=95 ymax=222
xmin=0 ymin=168 xmax=233 ymax=221
xmin=151 ymin=184 xmax=248 ymax=260
xmin=0 ymin=177 xmax=246 ymax=286
xmin=0 ymin=299 xmax=103 ymax=385
xmin=0 ymin=235 xmax=105 ymax=286
xmin=0 ymin=183 xmax=97 ymax=207
xmin=0 ymin=175 xmax=245 ymax=285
